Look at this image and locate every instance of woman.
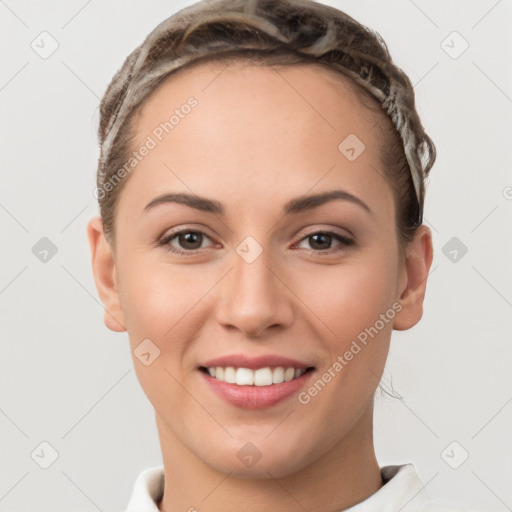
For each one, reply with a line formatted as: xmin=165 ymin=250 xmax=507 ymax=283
xmin=87 ymin=0 xmax=469 ymax=510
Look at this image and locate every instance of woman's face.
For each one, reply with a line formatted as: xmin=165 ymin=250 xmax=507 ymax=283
xmin=98 ymin=61 xmax=418 ymax=477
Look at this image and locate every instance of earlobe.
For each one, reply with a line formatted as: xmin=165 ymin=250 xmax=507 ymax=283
xmin=86 ymin=216 xmax=127 ymax=333
xmin=393 ymin=225 xmax=434 ymax=331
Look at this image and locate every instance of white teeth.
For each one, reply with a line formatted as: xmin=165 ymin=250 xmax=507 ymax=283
xmin=205 ymin=366 xmax=308 ymax=386
xmin=224 ymin=367 xmax=236 ymax=384
xmin=284 ymin=367 xmax=295 ymax=382
xmin=236 ymin=368 xmax=254 ymax=386
xmin=254 ymin=368 xmax=273 ymax=386
xmin=272 ymin=366 xmax=284 ymax=384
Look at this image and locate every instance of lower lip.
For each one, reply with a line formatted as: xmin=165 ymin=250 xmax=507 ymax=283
xmin=199 ymin=369 xmax=314 ymax=409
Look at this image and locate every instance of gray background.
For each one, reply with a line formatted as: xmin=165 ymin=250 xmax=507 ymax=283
xmin=1 ymin=0 xmax=511 ymax=511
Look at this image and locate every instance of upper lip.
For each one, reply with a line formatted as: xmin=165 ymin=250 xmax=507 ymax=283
xmin=199 ymin=354 xmax=314 ymax=370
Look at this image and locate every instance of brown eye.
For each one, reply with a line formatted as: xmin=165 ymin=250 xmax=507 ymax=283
xmin=176 ymin=231 xmax=203 ymax=250
xmin=296 ymin=231 xmax=354 ymax=252
xmin=308 ymin=233 xmax=333 ymax=250
xmin=159 ymin=230 xmax=214 ymax=253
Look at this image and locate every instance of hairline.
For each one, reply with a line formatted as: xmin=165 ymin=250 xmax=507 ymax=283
xmin=107 ymin=53 xmax=405 ymax=254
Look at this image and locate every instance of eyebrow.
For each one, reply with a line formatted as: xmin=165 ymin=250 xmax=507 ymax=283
xmin=143 ymin=189 xmax=372 ymax=217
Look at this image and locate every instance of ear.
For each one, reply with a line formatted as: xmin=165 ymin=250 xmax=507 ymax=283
xmin=393 ymin=225 xmax=434 ymax=331
xmin=86 ymin=216 xmax=127 ymax=332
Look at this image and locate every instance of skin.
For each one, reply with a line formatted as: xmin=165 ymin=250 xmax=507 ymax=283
xmin=88 ymin=61 xmax=433 ymax=512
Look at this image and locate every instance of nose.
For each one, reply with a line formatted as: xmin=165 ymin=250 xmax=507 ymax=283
xmin=215 ymin=247 xmax=294 ymax=338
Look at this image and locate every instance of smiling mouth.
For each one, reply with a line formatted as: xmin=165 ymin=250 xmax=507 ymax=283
xmin=199 ymin=366 xmax=315 ymax=386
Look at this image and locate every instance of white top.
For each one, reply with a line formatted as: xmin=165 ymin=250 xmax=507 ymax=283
xmin=124 ymin=464 xmax=473 ymax=511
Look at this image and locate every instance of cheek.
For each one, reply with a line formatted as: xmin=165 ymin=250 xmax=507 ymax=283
xmin=118 ymin=239 xmax=400 ymax=349
xmin=293 ymin=248 xmax=399 ymax=399
xmin=116 ymin=255 xmax=206 ymax=410
xmin=116 ymin=252 xmax=229 ymax=385
xmin=295 ymin=253 xmax=399 ymax=341
xmin=116 ymin=253 xmax=201 ymax=344
xmin=294 ymin=262 xmax=397 ymax=411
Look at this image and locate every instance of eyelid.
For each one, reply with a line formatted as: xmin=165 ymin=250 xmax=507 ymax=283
xmin=293 ymin=229 xmax=354 ymax=251
xmin=159 ymin=224 xmax=214 ymax=241
xmin=298 ymin=224 xmax=354 ymax=238
xmin=295 ymin=226 xmax=354 ymax=245
xmin=157 ymin=225 xmax=355 ymax=254
xmin=157 ymin=226 xmax=218 ymax=251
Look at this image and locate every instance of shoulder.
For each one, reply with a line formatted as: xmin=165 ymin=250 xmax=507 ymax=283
xmin=124 ymin=466 xmax=164 ymax=512
xmin=346 ymin=464 xmax=477 ymax=512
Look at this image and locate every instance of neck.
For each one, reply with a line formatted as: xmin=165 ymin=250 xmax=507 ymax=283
xmin=156 ymin=402 xmax=382 ymax=512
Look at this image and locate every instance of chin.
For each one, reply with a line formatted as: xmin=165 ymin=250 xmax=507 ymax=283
xmin=199 ymin=436 xmax=313 ymax=480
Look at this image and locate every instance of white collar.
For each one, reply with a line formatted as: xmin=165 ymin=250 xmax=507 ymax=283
xmin=124 ymin=463 xmax=466 ymax=511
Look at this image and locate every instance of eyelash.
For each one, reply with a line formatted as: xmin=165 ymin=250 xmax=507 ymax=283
xmin=157 ymin=228 xmax=354 ymax=255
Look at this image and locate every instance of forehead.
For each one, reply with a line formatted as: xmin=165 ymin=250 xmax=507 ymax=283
xmin=136 ymin=57 xmax=380 ymax=136
xmin=133 ymin=58 xmax=383 ymax=154
xmin=119 ymin=59 xmax=391 ymax=219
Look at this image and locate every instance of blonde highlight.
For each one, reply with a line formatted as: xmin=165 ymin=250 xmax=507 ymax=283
xmin=96 ymin=0 xmax=436 ymax=246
